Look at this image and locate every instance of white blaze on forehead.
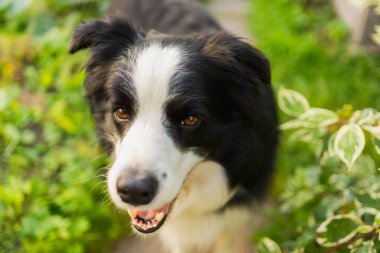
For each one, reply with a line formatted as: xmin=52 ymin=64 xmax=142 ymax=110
xmin=108 ymin=44 xmax=201 ymax=211
xmin=133 ymin=44 xmax=182 ymax=114
xmin=117 ymin=43 xmax=183 ymax=166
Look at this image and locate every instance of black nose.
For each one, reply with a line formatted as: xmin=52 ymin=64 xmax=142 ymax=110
xmin=116 ymin=174 xmax=158 ymax=206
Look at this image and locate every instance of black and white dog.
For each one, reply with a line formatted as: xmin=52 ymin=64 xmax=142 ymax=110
xmin=69 ymin=0 xmax=278 ymax=252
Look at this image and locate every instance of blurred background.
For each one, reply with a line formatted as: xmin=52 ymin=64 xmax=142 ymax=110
xmin=0 ymin=0 xmax=379 ymax=252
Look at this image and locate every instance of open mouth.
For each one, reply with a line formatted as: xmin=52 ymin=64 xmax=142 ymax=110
xmin=127 ymin=203 xmax=171 ymax=234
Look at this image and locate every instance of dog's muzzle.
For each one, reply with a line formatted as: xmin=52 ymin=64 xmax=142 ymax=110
xmin=116 ymin=170 xmax=173 ymax=234
xmin=116 ymin=171 xmax=158 ymax=206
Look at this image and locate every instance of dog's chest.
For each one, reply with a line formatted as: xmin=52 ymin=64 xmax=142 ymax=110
xmin=157 ymin=209 xmax=253 ymax=253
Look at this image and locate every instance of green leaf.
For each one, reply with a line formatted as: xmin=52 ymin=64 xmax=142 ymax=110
xmin=334 ymin=124 xmax=365 ymax=170
xmin=372 ymin=137 xmax=380 ymax=155
xmin=257 ymin=237 xmax=282 ymax=253
xmin=327 ymin=132 xmax=338 ymax=157
xmin=350 ymin=241 xmax=376 ymax=253
xmin=357 ymin=108 xmax=378 ymax=126
xmin=294 ymin=228 xmax=317 ymax=250
xmin=280 ymin=119 xmax=303 ymax=130
xmin=362 ymin=123 xmax=380 ymax=154
xmin=374 ymin=212 xmax=380 ymax=227
xmin=316 ymin=214 xmax=362 ymax=247
xmin=350 ymin=111 xmax=362 ymax=124
xmin=278 ymin=87 xmax=310 ymax=117
xmin=356 ymin=225 xmax=374 ymax=234
xmin=355 ymin=192 xmax=380 ymax=210
xmin=363 ymin=125 xmax=380 ymax=139
xmin=298 ymin=108 xmax=338 ymax=128
xmin=288 ymin=128 xmax=325 ymax=143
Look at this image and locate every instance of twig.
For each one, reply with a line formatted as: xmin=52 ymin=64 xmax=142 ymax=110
xmin=324 ymin=229 xmax=378 ymax=253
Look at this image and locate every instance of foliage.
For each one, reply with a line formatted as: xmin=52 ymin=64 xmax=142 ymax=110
xmin=257 ymin=237 xmax=283 ymax=253
xmin=250 ymin=0 xmax=380 ymax=252
xmin=255 ymin=88 xmax=380 ymax=252
xmin=0 ymin=1 xmax=128 ymax=252
xmin=249 ymin=0 xmax=380 ymax=109
xmin=278 ymin=87 xmax=379 ymax=170
xmin=1 ymin=0 xmax=379 ymax=252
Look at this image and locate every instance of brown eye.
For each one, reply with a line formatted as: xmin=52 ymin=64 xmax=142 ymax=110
xmin=180 ymin=115 xmax=199 ymax=127
xmin=114 ymin=108 xmax=130 ymax=121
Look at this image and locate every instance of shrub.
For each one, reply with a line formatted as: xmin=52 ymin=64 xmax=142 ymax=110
xmin=250 ymin=1 xmax=380 ymax=251
xmin=0 ymin=1 xmax=127 ymax=252
xmin=256 ymin=88 xmax=380 ymax=252
xmin=2 ymin=0 xmax=379 ymax=252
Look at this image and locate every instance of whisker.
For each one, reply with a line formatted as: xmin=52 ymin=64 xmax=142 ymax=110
xmin=73 ymin=164 xmax=110 ymax=185
xmin=102 ymin=196 xmax=113 ymax=207
xmin=101 ymin=184 xmax=109 ymax=192
xmin=74 ymin=173 xmax=108 ymax=185
xmin=90 ymin=180 xmax=107 ymax=192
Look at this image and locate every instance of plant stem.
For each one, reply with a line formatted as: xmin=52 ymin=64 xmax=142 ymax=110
xmin=324 ymin=229 xmax=378 ymax=253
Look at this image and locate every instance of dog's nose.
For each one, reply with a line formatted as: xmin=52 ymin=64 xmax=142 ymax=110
xmin=116 ymin=174 xmax=158 ymax=206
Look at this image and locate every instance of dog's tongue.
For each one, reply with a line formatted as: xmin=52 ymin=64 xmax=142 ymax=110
xmin=136 ymin=210 xmax=158 ymax=219
xmin=128 ymin=204 xmax=171 ymax=220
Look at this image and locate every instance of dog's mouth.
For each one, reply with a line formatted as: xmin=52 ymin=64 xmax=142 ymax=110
xmin=127 ymin=202 xmax=172 ymax=234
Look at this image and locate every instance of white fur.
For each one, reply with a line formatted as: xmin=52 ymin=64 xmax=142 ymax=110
xmin=108 ymin=44 xmax=203 ymax=211
xmin=158 ymin=161 xmax=252 ymax=253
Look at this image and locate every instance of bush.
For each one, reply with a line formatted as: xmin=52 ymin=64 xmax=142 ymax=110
xmin=250 ymin=0 xmax=380 ymax=252
xmin=0 ymin=1 xmax=127 ymax=252
xmin=256 ymin=88 xmax=380 ymax=252
xmin=2 ymin=0 xmax=379 ymax=252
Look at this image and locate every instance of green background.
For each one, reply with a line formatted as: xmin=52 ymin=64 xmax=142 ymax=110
xmin=0 ymin=0 xmax=379 ymax=252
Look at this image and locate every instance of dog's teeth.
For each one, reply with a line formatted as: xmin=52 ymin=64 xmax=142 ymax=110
xmin=131 ymin=206 xmax=170 ymax=232
xmin=155 ymin=212 xmax=164 ymax=222
xmin=137 ymin=220 xmax=144 ymax=228
xmin=128 ymin=209 xmax=138 ymax=219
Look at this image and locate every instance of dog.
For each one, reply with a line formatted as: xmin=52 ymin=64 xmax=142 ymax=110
xmin=69 ymin=0 xmax=278 ymax=252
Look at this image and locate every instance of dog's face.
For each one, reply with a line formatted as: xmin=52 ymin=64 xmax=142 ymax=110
xmin=70 ymin=18 xmax=277 ymax=234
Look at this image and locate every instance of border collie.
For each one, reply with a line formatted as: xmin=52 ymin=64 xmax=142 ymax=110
xmin=69 ymin=0 xmax=278 ymax=252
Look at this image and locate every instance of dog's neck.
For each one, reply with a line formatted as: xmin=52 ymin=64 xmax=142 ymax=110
xmin=156 ymin=161 xmax=254 ymax=253
xmin=158 ymin=208 xmax=253 ymax=253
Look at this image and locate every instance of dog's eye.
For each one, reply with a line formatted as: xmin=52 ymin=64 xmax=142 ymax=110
xmin=180 ymin=115 xmax=200 ymax=127
xmin=114 ymin=108 xmax=130 ymax=121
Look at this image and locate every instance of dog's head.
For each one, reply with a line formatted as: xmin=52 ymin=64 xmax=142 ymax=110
xmin=70 ymin=17 xmax=277 ymax=234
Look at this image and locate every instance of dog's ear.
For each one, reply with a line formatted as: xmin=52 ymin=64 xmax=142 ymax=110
xmin=69 ymin=17 xmax=141 ymax=54
xmin=201 ymin=32 xmax=276 ymax=135
xmin=68 ymin=17 xmax=142 ymax=152
xmin=201 ymin=32 xmax=271 ymax=85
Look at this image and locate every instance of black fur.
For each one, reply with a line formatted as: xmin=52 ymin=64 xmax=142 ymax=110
xmin=69 ymin=17 xmax=142 ymax=151
xmin=69 ymin=2 xmax=278 ymax=204
xmin=108 ymin=0 xmax=222 ymax=35
xmin=172 ymin=34 xmax=277 ymax=201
